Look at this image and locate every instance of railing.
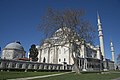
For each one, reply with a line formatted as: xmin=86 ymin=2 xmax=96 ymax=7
xmin=0 ymin=59 xmax=72 ymax=71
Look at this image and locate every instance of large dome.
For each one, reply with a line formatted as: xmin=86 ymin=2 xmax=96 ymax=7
xmin=5 ymin=42 xmax=24 ymax=50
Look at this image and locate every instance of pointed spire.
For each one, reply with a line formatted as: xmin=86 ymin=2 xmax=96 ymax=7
xmin=110 ymin=39 xmax=115 ymax=62
xmin=110 ymin=38 xmax=112 ymax=42
xmin=97 ymin=11 xmax=101 ymax=24
xmin=110 ymin=38 xmax=113 ymax=47
xmin=110 ymin=38 xmax=112 ymax=44
xmin=97 ymin=11 xmax=100 ymax=19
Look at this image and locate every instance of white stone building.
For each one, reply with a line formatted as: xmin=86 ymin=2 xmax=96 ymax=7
xmin=37 ymin=31 xmax=101 ymax=65
xmin=1 ymin=42 xmax=25 ymax=59
xmin=36 ymin=26 xmax=103 ymax=71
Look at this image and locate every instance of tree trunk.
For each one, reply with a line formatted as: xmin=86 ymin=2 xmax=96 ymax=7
xmin=70 ymin=43 xmax=81 ymax=74
xmin=72 ymin=53 xmax=80 ymax=73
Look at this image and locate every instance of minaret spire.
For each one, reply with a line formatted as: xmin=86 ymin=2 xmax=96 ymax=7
xmin=97 ymin=11 xmax=100 ymax=19
xmin=97 ymin=12 xmax=105 ymax=60
xmin=110 ymin=39 xmax=115 ymax=62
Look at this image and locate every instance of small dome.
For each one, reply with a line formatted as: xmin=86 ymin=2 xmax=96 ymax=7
xmin=5 ymin=42 xmax=24 ymax=50
xmin=36 ymin=45 xmax=40 ymax=49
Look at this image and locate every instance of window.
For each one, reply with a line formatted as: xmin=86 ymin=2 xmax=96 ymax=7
xmin=43 ymin=57 xmax=46 ymax=63
xmin=59 ymin=59 xmax=61 ymax=62
xmin=64 ymin=58 xmax=66 ymax=61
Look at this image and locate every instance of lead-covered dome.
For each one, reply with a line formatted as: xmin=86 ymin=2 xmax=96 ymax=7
xmin=5 ymin=42 xmax=24 ymax=50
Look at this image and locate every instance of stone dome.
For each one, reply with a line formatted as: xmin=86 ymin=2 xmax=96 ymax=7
xmin=36 ymin=45 xmax=40 ymax=49
xmin=5 ymin=42 xmax=24 ymax=50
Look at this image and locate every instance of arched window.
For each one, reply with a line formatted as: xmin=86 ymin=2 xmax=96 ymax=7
xmin=59 ymin=59 xmax=61 ymax=62
xmin=43 ymin=57 xmax=46 ymax=63
xmin=64 ymin=58 xmax=66 ymax=61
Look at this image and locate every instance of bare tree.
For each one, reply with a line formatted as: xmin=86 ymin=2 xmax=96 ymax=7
xmin=38 ymin=8 xmax=95 ymax=73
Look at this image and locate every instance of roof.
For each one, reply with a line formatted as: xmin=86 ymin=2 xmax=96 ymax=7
xmin=5 ymin=42 xmax=24 ymax=50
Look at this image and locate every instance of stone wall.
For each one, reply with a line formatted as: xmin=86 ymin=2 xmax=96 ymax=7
xmin=0 ymin=59 xmax=72 ymax=71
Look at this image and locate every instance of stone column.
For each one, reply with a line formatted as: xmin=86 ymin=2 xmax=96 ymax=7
xmin=47 ymin=47 xmax=50 ymax=63
xmin=41 ymin=64 xmax=44 ymax=69
xmin=0 ymin=62 xmax=5 ymax=68
xmin=55 ymin=66 xmax=57 ymax=70
xmin=39 ymin=64 xmax=42 ymax=69
xmin=8 ymin=62 xmax=12 ymax=68
xmin=44 ymin=65 xmax=46 ymax=70
xmin=53 ymin=47 xmax=56 ymax=63
xmin=15 ymin=63 xmax=19 ymax=68
xmin=86 ymin=60 xmax=88 ymax=70
xmin=34 ymin=64 xmax=38 ymax=69
xmin=38 ymin=49 xmax=42 ymax=62
xmin=82 ymin=58 xmax=87 ymax=71
xmin=28 ymin=64 xmax=32 ymax=69
xmin=52 ymin=66 xmax=55 ymax=70
xmin=56 ymin=66 xmax=60 ymax=70
xmin=39 ymin=49 xmax=42 ymax=62
xmin=60 ymin=65 xmax=63 ymax=70
xmin=103 ymin=61 xmax=108 ymax=71
xmin=50 ymin=65 xmax=53 ymax=70
xmin=22 ymin=63 xmax=26 ymax=69
xmin=69 ymin=43 xmax=71 ymax=65
xmin=55 ymin=47 xmax=59 ymax=64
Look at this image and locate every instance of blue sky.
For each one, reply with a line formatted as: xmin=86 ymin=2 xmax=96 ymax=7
xmin=0 ymin=0 xmax=120 ymax=62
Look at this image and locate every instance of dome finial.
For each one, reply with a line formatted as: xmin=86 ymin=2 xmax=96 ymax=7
xmin=16 ymin=41 xmax=21 ymax=44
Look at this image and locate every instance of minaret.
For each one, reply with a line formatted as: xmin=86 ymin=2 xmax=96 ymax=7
xmin=97 ymin=13 xmax=105 ymax=60
xmin=110 ymin=39 xmax=115 ymax=62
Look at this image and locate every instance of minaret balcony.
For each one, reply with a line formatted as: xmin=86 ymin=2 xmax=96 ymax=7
xmin=98 ymin=29 xmax=102 ymax=31
xmin=111 ymin=49 xmax=114 ymax=51
xmin=97 ymin=23 xmax=102 ymax=26
xmin=110 ymin=45 xmax=113 ymax=47
xmin=98 ymin=34 xmax=103 ymax=37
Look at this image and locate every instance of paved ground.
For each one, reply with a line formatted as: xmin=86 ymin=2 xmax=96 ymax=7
xmin=112 ymin=78 xmax=120 ymax=80
xmin=7 ymin=72 xmax=72 ymax=80
xmin=111 ymin=72 xmax=120 ymax=80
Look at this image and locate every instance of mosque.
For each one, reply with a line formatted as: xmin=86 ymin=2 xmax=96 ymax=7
xmin=0 ymin=14 xmax=115 ymax=71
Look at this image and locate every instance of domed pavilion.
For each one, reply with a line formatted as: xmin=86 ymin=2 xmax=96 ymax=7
xmin=1 ymin=42 xmax=25 ymax=59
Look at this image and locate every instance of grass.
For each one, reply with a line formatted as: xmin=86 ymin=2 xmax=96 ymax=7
xmin=34 ymin=72 xmax=120 ymax=80
xmin=0 ymin=71 xmax=61 ymax=80
xmin=0 ymin=71 xmax=120 ymax=80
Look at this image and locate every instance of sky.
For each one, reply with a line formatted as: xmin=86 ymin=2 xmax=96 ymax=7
xmin=0 ymin=0 xmax=120 ymax=62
